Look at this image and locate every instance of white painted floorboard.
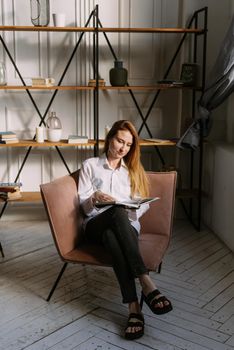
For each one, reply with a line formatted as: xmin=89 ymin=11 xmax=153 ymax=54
xmin=0 ymin=219 xmax=234 ymax=350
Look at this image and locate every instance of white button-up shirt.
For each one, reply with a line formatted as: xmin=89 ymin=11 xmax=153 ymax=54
xmin=78 ymin=154 xmax=149 ymax=233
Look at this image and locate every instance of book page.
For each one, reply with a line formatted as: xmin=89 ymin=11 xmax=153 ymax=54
xmin=95 ymin=197 xmax=159 ymax=209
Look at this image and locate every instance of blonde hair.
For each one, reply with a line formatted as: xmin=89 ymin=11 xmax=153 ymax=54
xmin=103 ymin=120 xmax=149 ymax=197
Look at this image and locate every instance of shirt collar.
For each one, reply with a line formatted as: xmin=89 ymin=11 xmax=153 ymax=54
xmin=98 ymin=153 xmax=128 ymax=170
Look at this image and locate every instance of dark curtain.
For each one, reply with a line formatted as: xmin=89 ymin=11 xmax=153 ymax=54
xmin=177 ymin=16 xmax=234 ymax=149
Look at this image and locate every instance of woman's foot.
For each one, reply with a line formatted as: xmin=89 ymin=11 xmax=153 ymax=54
xmin=140 ymin=274 xmax=172 ymax=314
xmin=142 ymin=289 xmax=173 ymax=315
xmin=125 ymin=301 xmax=144 ymax=340
xmin=125 ymin=313 xmax=144 ymax=340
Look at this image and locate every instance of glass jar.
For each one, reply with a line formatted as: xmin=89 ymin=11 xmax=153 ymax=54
xmin=0 ymin=62 xmax=7 ymax=86
xmin=46 ymin=111 xmax=62 ymax=142
xmin=30 ymin=0 xmax=50 ymax=27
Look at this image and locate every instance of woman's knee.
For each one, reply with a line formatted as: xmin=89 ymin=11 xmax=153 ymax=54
xmin=111 ymin=206 xmax=129 ymax=221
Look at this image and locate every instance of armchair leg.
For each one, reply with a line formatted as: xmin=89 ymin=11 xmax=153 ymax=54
xmin=140 ymin=292 xmax=144 ymax=309
xmin=158 ymin=262 xmax=162 ymax=274
xmin=46 ymin=262 xmax=68 ymax=301
xmin=0 ymin=242 xmax=4 ymax=258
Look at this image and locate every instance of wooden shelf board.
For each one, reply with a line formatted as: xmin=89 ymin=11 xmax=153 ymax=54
xmin=0 ymin=85 xmax=94 ymax=90
xmin=0 ymin=85 xmax=202 ymax=91
xmin=0 ymin=25 xmax=204 ymax=34
xmin=0 ymin=25 xmax=94 ymax=32
xmin=100 ymin=85 xmax=202 ymax=91
xmin=98 ymin=27 xmax=205 ymax=34
xmin=100 ymin=85 xmax=170 ymax=90
xmin=139 ymin=139 xmax=176 ymax=146
xmin=0 ymin=192 xmax=41 ymax=203
xmin=0 ymin=139 xmax=176 ymax=148
xmin=0 ymin=139 xmax=96 ymax=147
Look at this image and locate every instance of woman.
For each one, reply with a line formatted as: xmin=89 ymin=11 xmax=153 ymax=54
xmin=78 ymin=120 xmax=172 ymax=340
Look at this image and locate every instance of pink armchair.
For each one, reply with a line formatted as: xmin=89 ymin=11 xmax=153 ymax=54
xmin=40 ymin=170 xmax=177 ymax=301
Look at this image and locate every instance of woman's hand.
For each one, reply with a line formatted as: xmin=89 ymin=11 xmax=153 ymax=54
xmin=92 ymin=190 xmax=115 ymax=204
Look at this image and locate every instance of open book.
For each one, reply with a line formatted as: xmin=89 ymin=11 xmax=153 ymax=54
xmin=95 ymin=197 xmax=159 ymax=209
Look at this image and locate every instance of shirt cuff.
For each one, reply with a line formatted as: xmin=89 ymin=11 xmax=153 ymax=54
xmin=81 ymin=195 xmax=98 ymax=216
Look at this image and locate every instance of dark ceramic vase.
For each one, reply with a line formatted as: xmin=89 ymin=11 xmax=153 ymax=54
xmin=109 ymin=60 xmax=128 ymax=86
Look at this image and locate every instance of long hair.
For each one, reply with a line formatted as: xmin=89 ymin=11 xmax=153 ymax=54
xmin=103 ymin=120 xmax=149 ymax=197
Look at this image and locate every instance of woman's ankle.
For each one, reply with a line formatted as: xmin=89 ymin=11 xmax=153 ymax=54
xmin=128 ymin=301 xmax=142 ymax=314
xmin=139 ymin=274 xmax=157 ymax=295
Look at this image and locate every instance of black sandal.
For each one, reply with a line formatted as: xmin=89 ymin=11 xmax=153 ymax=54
xmin=142 ymin=289 xmax=173 ymax=315
xmin=125 ymin=313 xmax=144 ymax=340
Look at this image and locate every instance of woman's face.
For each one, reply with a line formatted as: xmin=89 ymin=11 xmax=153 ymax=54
xmin=108 ymin=129 xmax=133 ymax=161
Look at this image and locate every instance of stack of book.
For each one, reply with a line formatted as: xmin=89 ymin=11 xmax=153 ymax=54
xmin=88 ymin=79 xmax=106 ymax=87
xmin=0 ymin=182 xmax=22 ymax=201
xmin=0 ymin=131 xmax=19 ymax=144
xmin=31 ymin=77 xmax=55 ymax=87
xmin=68 ymin=135 xmax=89 ymax=144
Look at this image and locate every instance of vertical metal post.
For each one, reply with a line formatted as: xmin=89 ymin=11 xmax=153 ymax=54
xmin=189 ymin=12 xmax=199 ymax=219
xmin=0 ymin=241 xmax=5 ymax=257
xmin=197 ymin=7 xmax=208 ymax=230
xmin=93 ymin=5 xmax=99 ymax=156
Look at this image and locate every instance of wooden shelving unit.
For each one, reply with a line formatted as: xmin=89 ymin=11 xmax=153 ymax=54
xmin=0 ymin=5 xmax=208 ymax=236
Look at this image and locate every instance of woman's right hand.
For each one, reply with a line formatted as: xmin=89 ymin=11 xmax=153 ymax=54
xmin=92 ymin=190 xmax=115 ymax=204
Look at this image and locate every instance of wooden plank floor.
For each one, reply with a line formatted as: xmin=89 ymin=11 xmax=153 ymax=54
xmin=0 ymin=219 xmax=233 ymax=350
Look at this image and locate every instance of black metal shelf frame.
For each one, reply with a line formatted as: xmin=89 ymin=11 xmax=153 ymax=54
xmin=97 ymin=6 xmax=208 ymax=231
xmin=0 ymin=8 xmax=100 ymax=262
xmin=0 ymin=5 xmax=207 ymax=257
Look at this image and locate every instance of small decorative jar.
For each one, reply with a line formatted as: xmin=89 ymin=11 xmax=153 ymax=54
xmin=109 ymin=60 xmax=128 ymax=86
xmin=36 ymin=126 xmax=44 ymax=143
xmin=30 ymin=0 xmax=50 ymax=27
xmin=0 ymin=62 xmax=7 ymax=86
xmin=46 ymin=111 xmax=62 ymax=142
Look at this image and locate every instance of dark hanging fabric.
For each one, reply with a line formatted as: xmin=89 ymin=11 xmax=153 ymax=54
xmin=177 ymin=15 xmax=234 ymax=149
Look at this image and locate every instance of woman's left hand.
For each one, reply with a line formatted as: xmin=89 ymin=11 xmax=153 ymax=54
xmin=92 ymin=190 xmax=115 ymax=204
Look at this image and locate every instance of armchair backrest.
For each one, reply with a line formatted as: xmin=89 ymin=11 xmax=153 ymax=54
xmin=139 ymin=171 xmax=177 ymax=270
xmin=40 ymin=170 xmax=82 ymax=259
xmin=140 ymin=171 xmax=176 ymax=235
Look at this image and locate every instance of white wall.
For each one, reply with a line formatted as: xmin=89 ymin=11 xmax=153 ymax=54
xmin=203 ymin=143 xmax=234 ymax=251
xmin=184 ymin=0 xmax=234 ymax=251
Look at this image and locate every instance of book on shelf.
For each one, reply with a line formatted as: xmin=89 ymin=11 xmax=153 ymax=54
xmin=88 ymin=79 xmax=106 ymax=87
xmin=0 ymin=182 xmax=22 ymax=187
xmin=95 ymin=197 xmax=159 ymax=209
xmin=0 ymin=131 xmax=17 ymax=139
xmin=31 ymin=77 xmax=55 ymax=87
xmin=0 ymin=189 xmax=22 ymax=201
xmin=0 ymin=181 xmax=22 ymax=200
xmin=0 ymin=186 xmax=20 ymax=193
xmin=157 ymin=79 xmax=184 ymax=86
xmin=0 ymin=138 xmax=19 ymax=144
xmin=68 ymin=135 xmax=89 ymax=144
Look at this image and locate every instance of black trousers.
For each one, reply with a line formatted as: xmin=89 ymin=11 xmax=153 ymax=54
xmin=84 ymin=206 xmax=148 ymax=303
